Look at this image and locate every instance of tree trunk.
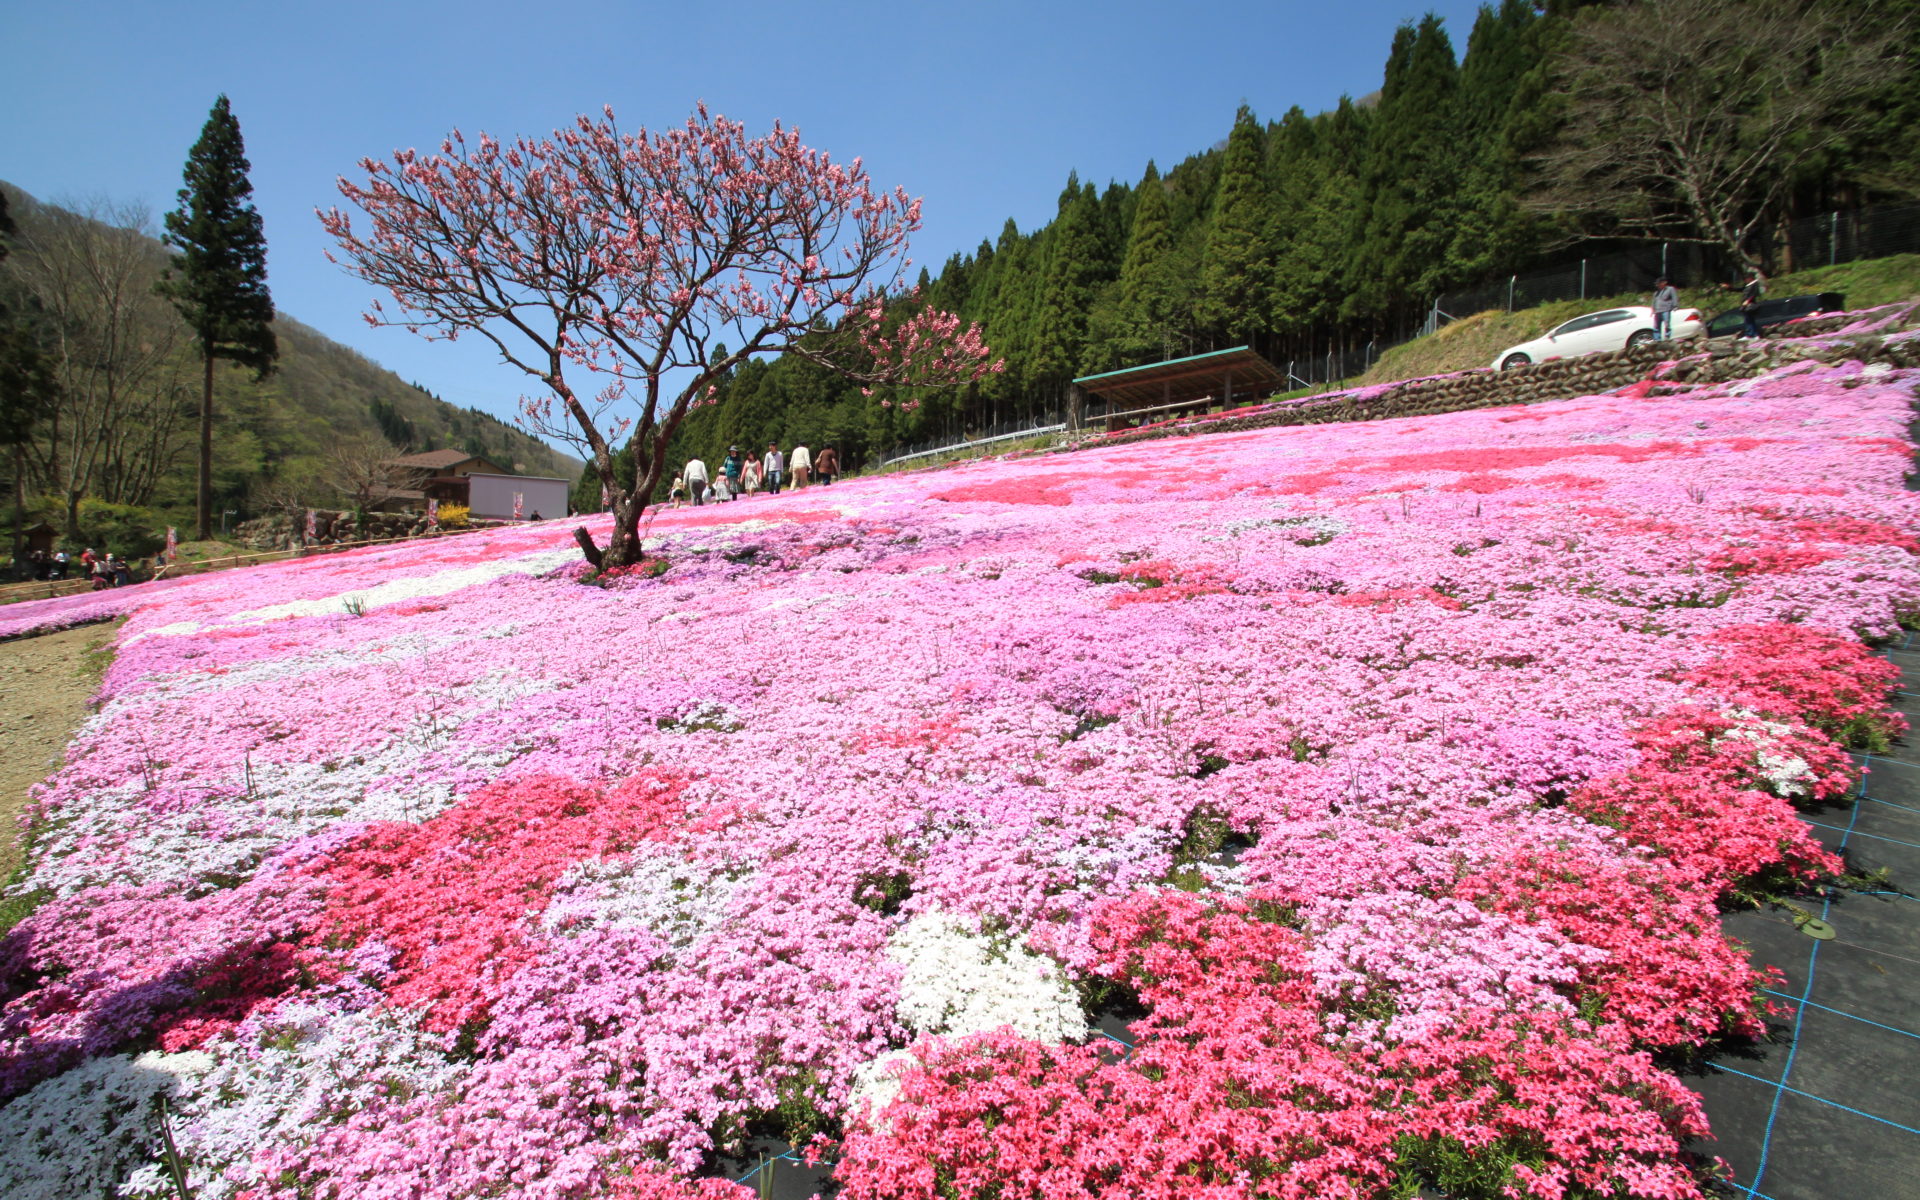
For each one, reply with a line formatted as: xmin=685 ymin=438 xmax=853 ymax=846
xmin=571 ymin=525 xmax=603 ymax=568
xmin=10 ymin=445 xmax=26 ymax=576
xmin=196 ymin=351 xmax=214 ymax=541
xmin=578 ymin=491 xmax=647 ymax=570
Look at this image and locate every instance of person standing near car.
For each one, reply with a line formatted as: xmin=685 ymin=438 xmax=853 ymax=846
xmin=1739 ymin=269 xmax=1766 ymax=338
xmin=1650 ymin=277 xmax=1679 ymax=340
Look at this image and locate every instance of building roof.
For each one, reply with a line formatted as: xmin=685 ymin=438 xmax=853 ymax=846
xmin=390 ymin=448 xmax=494 ymax=471
xmin=1073 ymin=346 xmax=1288 ymax=409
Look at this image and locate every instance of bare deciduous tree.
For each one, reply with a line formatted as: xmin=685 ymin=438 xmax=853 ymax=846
xmin=8 ymin=199 xmax=192 ymax=533
xmin=322 ymin=432 xmax=410 ymax=514
xmin=1528 ymin=0 xmax=1910 ymax=271
xmin=324 ymin=106 xmax=1000 ymax=569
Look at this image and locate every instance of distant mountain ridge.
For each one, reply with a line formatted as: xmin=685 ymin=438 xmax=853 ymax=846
xmin=263 ymin=308 xmax=581 ymax=480
xmin=0 ymin=182 xmax=579 ymax=508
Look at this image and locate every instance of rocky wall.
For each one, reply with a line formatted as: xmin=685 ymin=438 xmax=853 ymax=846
xmin=1083 ymin=302 xmax=1920 ymax=451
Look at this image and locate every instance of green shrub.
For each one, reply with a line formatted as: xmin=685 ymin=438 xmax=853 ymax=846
xmin=72 ymin=500 xmax=164 ymax=558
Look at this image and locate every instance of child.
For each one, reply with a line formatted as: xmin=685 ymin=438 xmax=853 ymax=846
xmin=669 ymin=476 xmax=687 ymax=509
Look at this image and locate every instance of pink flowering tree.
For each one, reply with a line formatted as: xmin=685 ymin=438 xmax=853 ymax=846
xmin=321 ymin=105 xmax=1000 ymax=567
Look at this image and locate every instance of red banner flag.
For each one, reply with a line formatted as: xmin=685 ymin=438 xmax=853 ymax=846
xmin=426 ymin=499 xmax=440 ymax=529
xmin=513 ymin=492 xmax=525 ymax=521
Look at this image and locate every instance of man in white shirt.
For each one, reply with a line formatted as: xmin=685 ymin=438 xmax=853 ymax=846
xmin=762 ymin=442 xmax=785 ymax=495
xmin=683 ymin=457 xmax=709 ymax=506
xmin=790 ymin=444 xmax=812 ymax=489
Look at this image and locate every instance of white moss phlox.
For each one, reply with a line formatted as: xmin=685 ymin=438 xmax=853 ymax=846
xmin=887 ymin=911 xmax=1087 ymax=1043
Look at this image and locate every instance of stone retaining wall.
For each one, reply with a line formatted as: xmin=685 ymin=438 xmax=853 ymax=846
xmin=234 ymin=509 xmax=510 ymax=551
xmin=1080 ymin=302 xmax=1920 ymax=451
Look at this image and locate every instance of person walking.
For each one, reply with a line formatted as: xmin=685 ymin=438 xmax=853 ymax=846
xmin=722 ymin=446 xmax=746 ymax=497
xmin=684 ymin=456 xmax=709 ymax=506
xmin=743 ymin=456 xmax=763 ymax=495
xmin=1650 ymin=277 xmax=1679 ymax=340
xmin=53 ymin=549 xmax=69 ymax=580
xmin=815 ymin=445 xmax=840 ymax=486
xmin=790 ymin=443 xmax=812 ymax=489
xmin=1739 ymin=269 xmax=1767 ymax=339
xmin=669 ymin=475 xmax=688 ymax=509
xmin=762 ymin=442 xmax=785 ymax=495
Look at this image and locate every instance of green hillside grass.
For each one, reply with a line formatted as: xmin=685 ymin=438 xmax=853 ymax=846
xmin=1359 ymin=253 xmax=1920 ymax=385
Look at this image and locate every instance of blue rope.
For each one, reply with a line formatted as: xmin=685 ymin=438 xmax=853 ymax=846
xmin=733 ymin=1150 xmax=835 ymax=1187
xmin=1860 ymin=794 xmax=1920 ymax=814
xmin=1747 ymin=754 xmax=1867 ymax=1195
xmin=1713 ymin=1064 xmax=1920 ymax=1136
xmin=1853 ymin=753 xmax=1920 ymax=770
xmin=1804 ymin=820 xmax=1920 ymax=851
xmin=1762 ymin=990 xmax=1920 ymax=1041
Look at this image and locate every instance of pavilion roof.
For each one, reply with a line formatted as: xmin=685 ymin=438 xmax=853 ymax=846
xmin=1073 ymin=346 xmax=1288 ymax=409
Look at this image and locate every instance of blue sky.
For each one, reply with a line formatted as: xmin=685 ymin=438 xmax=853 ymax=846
xmin=2 ymin=0 xmax=1492 ymax=434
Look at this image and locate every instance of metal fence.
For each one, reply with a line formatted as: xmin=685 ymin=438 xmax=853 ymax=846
xmin=880 ymin=202 xmax=1920 ymax=459
xmin=1278 ymin=343 xmax=1389 ymax=389
xmin=1431 ymin=201 xmax=1920 ymax=327
xmin=880 ymin=410 xmax=1068 ymax=466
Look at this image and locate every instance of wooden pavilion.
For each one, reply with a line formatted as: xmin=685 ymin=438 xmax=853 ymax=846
xmin=1071 ymin=347 xmax=1289 ymax=432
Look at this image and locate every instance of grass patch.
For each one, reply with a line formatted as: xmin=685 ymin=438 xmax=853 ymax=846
xmin=875 ymin=431 xmax=1068 ymax=476
xmin=0 ymin=881 xmax=51 ymax=939
xmin=78 ymin=620 xmax=123 ymax=692
xmin=1359 ymin=252 xmax=1920 ymax=385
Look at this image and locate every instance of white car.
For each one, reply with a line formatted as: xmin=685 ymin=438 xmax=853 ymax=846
xmin=1490 ymin=304 xmax=1703 ymax=370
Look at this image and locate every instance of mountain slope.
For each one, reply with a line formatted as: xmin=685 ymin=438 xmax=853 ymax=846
xmin=0 ymin=182 xmax=578 ymax=524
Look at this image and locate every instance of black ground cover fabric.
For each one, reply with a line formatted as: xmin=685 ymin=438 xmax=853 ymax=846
xmin=1690 ymin=637 xmax=1920 ymax=1199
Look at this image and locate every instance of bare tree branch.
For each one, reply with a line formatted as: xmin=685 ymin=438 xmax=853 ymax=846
xmin=322 ymin=106 xmax=1001 ymax=568
xmin=1527 ymin=0 xmax=1910 ymax=271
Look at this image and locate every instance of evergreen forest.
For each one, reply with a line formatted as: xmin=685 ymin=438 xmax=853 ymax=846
xmin=626 ymin=0 xmax=1916 ymax=498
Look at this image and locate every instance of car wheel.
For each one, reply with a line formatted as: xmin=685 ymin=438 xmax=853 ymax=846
xmin=1500 ymin=353 xmax=1531 ymax=370
xmin=1626 ymin=330 xmax=1655 ymax=348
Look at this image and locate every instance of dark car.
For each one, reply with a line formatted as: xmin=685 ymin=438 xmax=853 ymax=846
xmin=1705 ymin=291 xmax=1846 ymax=338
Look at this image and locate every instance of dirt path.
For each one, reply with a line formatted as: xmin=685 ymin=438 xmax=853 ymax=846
xmin=0 ymin=624 xmax=110 ymax=882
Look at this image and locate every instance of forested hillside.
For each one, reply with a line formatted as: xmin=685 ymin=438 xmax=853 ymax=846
xmin=0 ymin=183 xmax=577 ymax=548
xmin=634 ymin=0 xmax=1915 ymax=493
